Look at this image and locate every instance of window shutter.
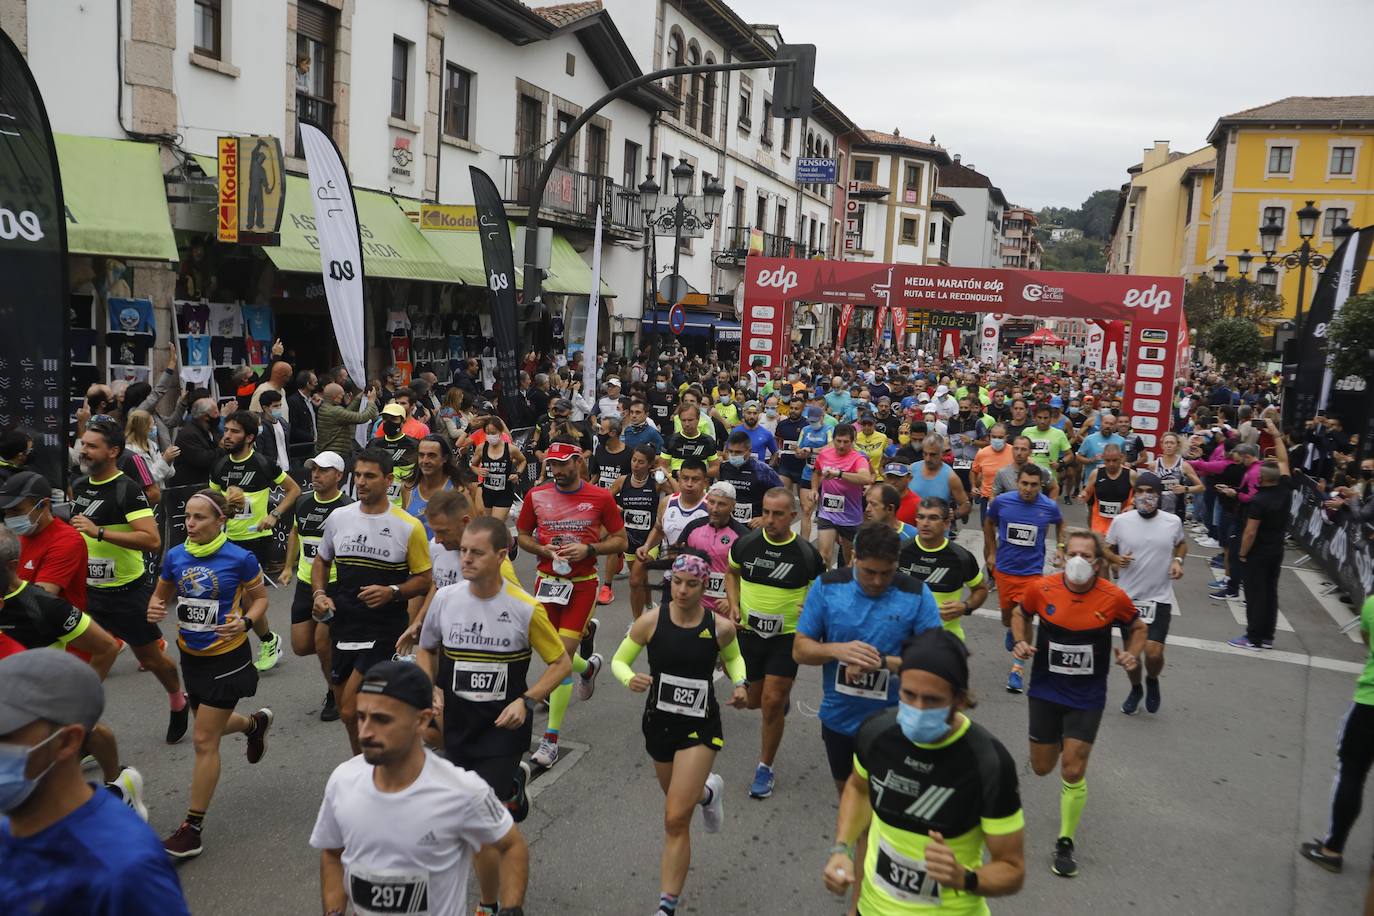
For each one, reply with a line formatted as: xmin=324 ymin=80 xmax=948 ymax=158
xmin=296 ymin=1 xmax=334 ymax=41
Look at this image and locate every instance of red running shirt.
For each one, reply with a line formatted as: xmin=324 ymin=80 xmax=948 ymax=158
xmin=517 ymin=480 xmax=625 ymax=580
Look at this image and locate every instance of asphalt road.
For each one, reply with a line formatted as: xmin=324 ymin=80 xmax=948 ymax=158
xmin=94 ymin=502 xmax=1373 ymax=915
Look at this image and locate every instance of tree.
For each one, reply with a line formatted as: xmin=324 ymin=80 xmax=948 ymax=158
xmin=1041 ymin=237 xmax=1105 ymax=272
xmin=1328 ymin=290 xmax=1374 ymax=380
xmin=1071 ymin=189 xmax=1121 ymax=242
xmin=1184 ymin=277 xmax=1285 ymax=337
xmin=1200 ymin=316 xmax=1263 ymax=369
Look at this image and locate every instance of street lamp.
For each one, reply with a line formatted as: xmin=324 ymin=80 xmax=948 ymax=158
xmin=1333 ymin=217 xmax=1355 ymax=241
xmin=1258 ymin=199 xmax=1329 ymax=331
xmin=1211 ymin=258 xmax=1229 ymax=284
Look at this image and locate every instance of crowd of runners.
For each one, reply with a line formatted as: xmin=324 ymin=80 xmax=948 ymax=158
xmin=1 ymin=341 xmax=1371 ymax=915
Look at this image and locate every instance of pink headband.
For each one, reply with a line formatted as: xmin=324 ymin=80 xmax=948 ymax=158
xmin=672 ymin=553 xmax=711 ymax=581
xmin=188 ymin=492 xmax=225 ymax=519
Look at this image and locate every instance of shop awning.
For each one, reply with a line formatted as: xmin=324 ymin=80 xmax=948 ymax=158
xmin=421 ymin=222 xmax=614 ymax=297
xmin=55 ymin=134 xmax=179 ymax=262
xmin=714 ymin=320 xmax=742 ymax=342
xmin=642 ymin=308 xmax=716 ymax=338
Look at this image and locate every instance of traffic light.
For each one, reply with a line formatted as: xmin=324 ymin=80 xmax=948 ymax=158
xmin=773 ymin=44 xmax=815 ymax=119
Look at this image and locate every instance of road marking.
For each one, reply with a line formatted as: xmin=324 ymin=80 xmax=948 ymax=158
xmin=1208 ymin=569 xmax=1293 ymax=632
xmin=1293 ymin=567 xmax=1362 ymax=643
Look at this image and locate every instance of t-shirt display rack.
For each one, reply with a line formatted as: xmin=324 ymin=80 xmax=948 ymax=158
xmin=173 ymin=299 xmax=276 ymax=396
xmin=388 ymin=298 xmax=496 ymax=387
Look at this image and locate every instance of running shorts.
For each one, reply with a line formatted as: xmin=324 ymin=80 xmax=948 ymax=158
xmin=1028 ymin=696 xmax=1104 ymax=745
xmin=87 ymin=578 xmax=162 ymax=647
xmin=290 ymin=579 xmax=317 ymax=625
xmin=642 ymin=709 xmax=724 ymax=764
xmin=330 ymin=639 xmax=394 ymax=685
xmin=739 ymin=630 xmax=799 ymax=681
xmin=449 ymin=746 xmax=523 ymax=801
xmin=535 ymin=575 xmax=598 ymax=640
xmin=995 ymin=570 xmax=1040 ymax=613
xmin=1117 ymin=600 xmax=1172 ymax=644
xmin=180 ymin=642 xmax=258 ymax=711
xmin=816 ymin=518 xmax=859 ymax=542
xmin=821 ymin=723 xmax=857 ymax=782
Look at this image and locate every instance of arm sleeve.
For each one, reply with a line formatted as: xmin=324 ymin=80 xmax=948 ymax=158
xmin=122 ymin=479 xmax=154 ymax=522
xmin=50 ymin=608 xmax=91 ymax=647
xmin=529 ymin=604 xmax=565 ymax=663
xmin=611 ymin=635 xmax=643 ymax=686
xmin=719 ymin=636 xmax=746 ymax=683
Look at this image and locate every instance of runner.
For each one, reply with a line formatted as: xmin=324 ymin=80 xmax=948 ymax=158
xmin=312 ymin=448 xmax=433 ymax=755
xmin=633 ymin=459 xmax=710 ymax=618
xmin=718 ymin=431 xmax=783 ymax=527
xmin=910 ymin=435 xmax=972 ymax=530
xmin=146 ymin=486 xmax=273 ymax=858
xmin=310 ymin=661 xmax=529 ymax=916
xmin=823 ymin=629 xmax=1026 ymax=914
xmin=472 ymin=421 xmax=524 ymax=523
xmin=406 ymin=435 xmax=460 ymax=537
xmin=1105 ymin=473 xmax=1185 ymax=715
xmin=796 ymin=406 xmax=834 ymax=542
xmin=1080 ymin=444 xmax=1134 ymax=536
xmin=1010 ymin=528 xmax=1145 ymax=877
xmin=677 ymin=483 xmax=749 ymax=617
xmin=794 ymin=522 xmax=942 ymax=794
xmin=772 ymin=396 xmax=808 ymax=488
xmin=864 ymin=483 xmax=918 ymax=544
xmin=211 ymin=410 xmax=300 ymax=671
xmin=660 ymin=406 xmax=720 ymax=477
xmin=69 ymin=417 xmax=186 ymax=743
xmin=516 ymin=441 xmax=627 ymax=767
xmin=733 ymin=400 xmax=779 ymax=464
xmin=1023 ymin=404 xmax=1072 ymax=488
xmin=3 ymin=471 xmax=86 ymax=611
xmin=971 ymin=422 xmax=1014 ymax=522
xmin=590 ymin=416 xmax=633 ymax=604
xmin=881 ymin=463 xmax=921 ymax=525
xmin=280 ymin=451 xmax=353 ymax=723
xmin=1075 ymin=412 xmax=1126 ymax=484
xmin=992 ymin=435 xmax=1060 ymax=502
xmin=813 ymin=423 xmax=875 ymax=570
xmin=855 ymin=413 xmax=890 ymax=475
xmin=900 ymin=497 xmax=987 ymax=643
xmin=416 ymin=517 xmax=569 ymax=914
xmin=984 ymin=463 xmax=1063 ymax=694
xmin=726 ymin=488 xmax=824 ymax=800
xmin=372 ymin=402 xmax=422 ymax=508
xmin=611 ymin=553 xmax=749 ymax=916
xmin=611 ymin=445 xmax=677 ymax=620
xmin=1153 ymin=432 xmax=1204 ymax=522
xmin=623 ymin=400 xmax=666 ymax=455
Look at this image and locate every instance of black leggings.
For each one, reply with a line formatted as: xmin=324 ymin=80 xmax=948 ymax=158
xmin=1325 ymin=702 xmax=1374 ymax=854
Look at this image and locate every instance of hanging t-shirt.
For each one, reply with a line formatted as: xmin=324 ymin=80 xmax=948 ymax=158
xmin=70 ymin=328 xmax=97 ymax=364
xmin=208 ymin=302 xmax=244 ymax=338
xmin=176 ymin=301 xmax=210 ymax=336
xmin=184 ymin=335 xmax=211 ymax=367
xmin=391 ymin=336 xmax=412 ymax=365
xmin=241 ymin=304 xmax=274 ymax=342
xmin=246 ymin=338 xmax=271 ymax=369
xmin=386 ymin=309 xmax=412 ymax=333
xmin=212 ymin=336 xmax=246 ymax=366
xmin=107 ymin=298 xmax=155 ymax=334
xmin=106 ymin=333 xmax=152 ymax=367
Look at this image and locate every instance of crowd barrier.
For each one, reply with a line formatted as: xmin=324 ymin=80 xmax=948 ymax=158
xmin=1288 ymin=473 xmax=1373 ymax=612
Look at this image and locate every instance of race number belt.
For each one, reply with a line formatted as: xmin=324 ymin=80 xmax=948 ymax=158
xmin=874 ymin=839 xmax=942 ymax=905
xmin=452 ymin=661 xmax=509 ymax=703
xmin=1047 ymin=641 xmax=1094 ymax=675
xmin=746 ymin=610 xmax=785 ymax=638
xmin=655 ymin=672 xmax=709 ymax=717
xmin=483 ymin=472 xmax=507 ymax=490
xmin=535 ymin=576 xmax=574 ymax=606
xmin=1134 ymin=600 xmax=1157 ymax=624
xmin=349 ymin=869 xmax=429 ymax=916
xmin=835 ymin=663 xmax=889 ymax=699
xmin=1098 ymin=500 xmax=1122 ymax=517
xmin=336 ymin=640 xmax=378 ymax=651
xmin=821 ymin=493 xmax=846 ymax=513
xmin=386 ymin=481 xmax=403 ymax=502
xmin=705 ymin=572 xmax=726 ymax=600
xmin=732 ymin=503 xmax=754 ymax=523
xmin=86 ymin=557 xmax=116 ymax=585
xmin=175 ymin=597 xmax=219 ymax=633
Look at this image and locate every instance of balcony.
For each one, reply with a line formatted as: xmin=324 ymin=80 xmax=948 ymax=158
xmin=295 ymin=94 xmax=335 ymax=154
xmin=713 ymin=225 xmax=796 ymax=266
xmin=499 ymin=155 xmax=640 ymax=231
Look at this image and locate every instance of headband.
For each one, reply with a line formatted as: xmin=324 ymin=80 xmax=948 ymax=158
xmin=187 ymin=492 xmax=225 ymax=519
xmin=671 ymin=553 xmax=711 ymax=582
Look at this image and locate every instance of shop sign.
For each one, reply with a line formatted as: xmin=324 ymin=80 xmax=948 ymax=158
xmin=218 ymin=135 xmax=285 ymax=245
xmin=795 ymin=157 xmax=837 ymax=184
xmin=217 ymin=136 xmax=238 ymax=243
xmin=418 ymin=203 xmax=478 ymax=231
xmin=391 ymin=136 xmax=414 ymax=180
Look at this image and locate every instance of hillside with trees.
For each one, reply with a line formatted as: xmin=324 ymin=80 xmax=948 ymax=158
xmin=1035 ymin=188 xmax=1118 ymax=272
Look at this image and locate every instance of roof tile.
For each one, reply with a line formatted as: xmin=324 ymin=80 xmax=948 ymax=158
xmin=528 ymin=1 xmax=602 ymax=27
xmin=1220 ymin=95 xmax=1374 ymax=122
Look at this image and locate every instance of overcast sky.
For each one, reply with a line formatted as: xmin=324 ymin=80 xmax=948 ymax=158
xmin=731 ymin=0 xmax=1373 ymax=209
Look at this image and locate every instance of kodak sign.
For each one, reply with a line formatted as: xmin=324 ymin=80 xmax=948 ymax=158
xmin=217 ymin=136 xmax=238 ymax=243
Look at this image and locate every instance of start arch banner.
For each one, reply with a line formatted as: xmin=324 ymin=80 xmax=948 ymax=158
xmin=744 ymin=258 xmax=1185 ymax=456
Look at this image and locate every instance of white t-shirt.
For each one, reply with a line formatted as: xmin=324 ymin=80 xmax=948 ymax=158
xmin=310 ymin=752 xmax=512 ymax=916
xmin=429 ymin=539 xmax=461 ymax=590
xmin=1105 ymin=509 xmax=1184 ymax=605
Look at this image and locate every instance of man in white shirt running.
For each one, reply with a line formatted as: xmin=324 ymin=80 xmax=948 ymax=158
xmin=310 ymin=660 xmax=529 ymax=916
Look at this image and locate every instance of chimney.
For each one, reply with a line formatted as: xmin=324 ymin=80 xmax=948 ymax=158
xmin=1142 ymin=140 xmax=1171 ymax=171
xmin=893 ymin=127 xmax=901 ymax=137
xmin=953 ymin=153 xmax=961 ymax=164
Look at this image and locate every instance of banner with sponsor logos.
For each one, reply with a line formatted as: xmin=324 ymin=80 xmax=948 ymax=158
xmin=978 ymin=313 xmax=1003 ymax=366
xmin=890 ymin=306 xmax=906 ymax=352
xmin=0 ymin=28 xmax=68 ymax=488
xmin=470 ymin=167 xmax=523 ymax=424
xmin=873 ymin=304 xmax=887 ymax=355
xmin=1289 ymin=472 xmax=1372 ymax=608
xmin=744 ymin=258 xmax=1184 ymax=458
xmin=834 ymin=302 xmax=855 ymax=359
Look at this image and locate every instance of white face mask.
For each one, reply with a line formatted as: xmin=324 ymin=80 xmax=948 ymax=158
xmin=1064 ymin=554 xmax=1095 ymax=585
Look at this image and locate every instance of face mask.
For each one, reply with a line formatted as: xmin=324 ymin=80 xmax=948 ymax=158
xmin=1064 ymin=554 xmax=1095 ymax=585
xmin=727 ymin=454 xmax=747 ymax=468
xmin=990 ymin=438 xmax=1006 ymax=451
xmin=896 ymin=701 xmax=951 ymax=744
xmin=1135 ymin=492 xmax=1160 ymax=515
xmin=4 ymin=501 xmax=42 ymax=536
xmin=270 ymin=408 xmax=284 ymax=421
xmin=1069 ymin=407 xmax=1081 ymax=415
xmin=384 ymin=420 xmax=401 ymax=432
xmin=720 ymin=396 xmax=731 ymax=405
xmin=656 ymin=381 xmax=667 ymax=390
xmin=1362 ymin=468 xmax=1374 ymax=480
xmin=0 ymin=731 xmax=62 ymax=812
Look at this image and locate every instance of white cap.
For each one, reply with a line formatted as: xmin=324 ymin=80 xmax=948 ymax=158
xmin=605 ymin=377 xmax=621 ymax=388
xmin=922 ymin=403 xmax=938 ymax=414
xmin=935 ymin=385 xmax=949 ymax=398
xmin=917 ymin=391 xmax=931 ymax=402
xmin=306 ymin=450 xmax=346 ymax=472
xmin=707 ymin=481 xmax=737 ymax=501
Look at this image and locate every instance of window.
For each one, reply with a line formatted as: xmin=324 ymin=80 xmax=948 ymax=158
xmin=1184 ymin=181 xmax=1194 ymax=225
xmin=853 ymin=159 xmax=874 ymax=183
xmin=700 ymin=63 xmax=716 ymax=139
xmin=586 ymin=124 xmax=607 ymax=177
xmin=516 ymin=94 xmax=541 ymax=156
xmin=901 ymin=217 xmax=918 ymax=243
xmin=928 ymin=221 xmax=937 ymax=244
xmin=732 ymin=186 xmax=745 ymax=228
xmin=761 ymin=99 xmax=773 ymax=146
xmin=295 ymin=1 xmax=337 ymax=150
xmin=852 ymin=204 xmax=866 ymax=250
xmin=1324 ymin=207 xmax=1349 ymax=237
xmin=443 ymin=64 xmax=472 ymax=140
xmin=1263 ymin=206 xmax=1285 ymax=231
xmin=685 ymin=46 xmax=701 ymax=131
xmin=1331 ymin=146 xmax=1356 ymax=175
xmin=667 ymin=30 xmax=684 ymax=102
xmin=1267 ymin=145 xmax=1293 ymax=174
xmin=556 ymin=111 xmax=576 ymax=167
xmin=782 ymin=118 xmax=792 ymax=155
xmin=1128 ymin=205 xmax=1136 ymax=232
xmin=661 ymin=154 xmax=672 ymax=191
xmin=623 ymin=141 xmax=640 ymax=189
xmin=390 ymin=39 xmax=410 ymax=120
xmin=755 ymin=196 xmax=767 ymax=230
xmin=194 ymin=0 xmax=222 ymax=59
xmin=738 ymin=88 xmax=752 ymax=131
xmin=903 ymin=164 xmax=922 ymax=202
xmin=776 ymin=202 xmax=787 ymax=239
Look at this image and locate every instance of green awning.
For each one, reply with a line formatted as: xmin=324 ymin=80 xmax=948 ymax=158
xmin=55 ymin=134 xmax=179 ymax=262
xmin=421 ymin=222 xmax=614 ymax=297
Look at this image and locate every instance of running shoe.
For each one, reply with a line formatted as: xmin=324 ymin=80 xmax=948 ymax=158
xmin=1209 ymin=555 xmax=1226 ymax=569
xmin=320 ymin=690 xmax=340 ymax=722
xmin=112 ymin=766 xmax=148 ymax=821
xmin=1145 ymin=678 xmax=1162 ymax=713
xmin=167 ymin=695 xmax=189 ymax=745
xmin=1006 ymin=666 xmax=1024 ymax=694
xmin=580 ymin=618 xmax=599 ymax=661
xmin=506 ymin=761 xmax=532 ymax=823
xmin=749 ymin=763 xmax=775 ymax=799
xmin=700 ymin=773 xmax=724 ymax=834
xmin=1226 ymin=635 xmax=1261 ymax=651
xmin=254 ymin=632 xmax=282 ymax=672
xmin=1004 ymin=629 xmax=1015 ymax=652
xmin=246 ymin=708 xmax=273 ymax=764
xmin=597 ymin=584 xmax=614 ymax=605
xmin=163 ymin=822 xmax=204 ymax=859
xmin=1195 ymin=536 xmax=1221 ymax=549
xmin=137 ymin=638 xmax=167 ymax=672
xmin=531 ymin=735 xmax=559 ymax=768
xmin=576 ymin=653 xmax=602 ymax=701
xmin=1299 ymin=840 xmax=1343 ymax=873
xmin=1209 ymin=589 xmax=1239 ymax=601
xmin=1120 ymin=684 xmax=1143 ymax=716
xmin=1261 ymin=639 xmax=1275 ymax=650
xmin=1051 ymin=837 xmax=1079 ymax=877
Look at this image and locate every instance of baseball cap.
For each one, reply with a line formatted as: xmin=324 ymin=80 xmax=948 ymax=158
xmin=804 ymin=406 xmax=824 ymax=421
xmin=306 ymin=451 xmax=346 ymax=473
xmin=707 ymin=481 xmax=737 ymax=501
xmin=917 ymin=391 xmax=931 ymax=402
xmin=744 ymin=400 xmax=761 ymax=411
xmin=883 ymin=462 xmax=912 ymax=477
xmin=552 ymin=398 xmax=574 ymax=414
xmin=606 ymin=377 xmax=621 ymax=388
xmin=546 ymin=442 xmax=581 ymax=462
xmin=358 ymin=660 xmax=433 ymax=711
xmin=1050 ymin=396 xmax=1064 ymax=409
xmin=935 ymin=385 xmax=949 ymax=398
xmin=0 ymin=649 xmax=105 ymax=734
xmin=0 ymin=471 xmax=52 ymax=510
xmin=922 ymin=404 xmax=937 ymax=414
xmin=381 ymin=403 xmax=407 ymax=418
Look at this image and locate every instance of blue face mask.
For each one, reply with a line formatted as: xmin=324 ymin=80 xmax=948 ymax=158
xmin=4 ymin=501 xmax=41 ymax=537
xmin=727 ymin=454 xmax=747 ymax=468
xmin=0 ymin=731 xmax=62 ymax=812
xmin=896 ymin=701 xmax=951 ymax=744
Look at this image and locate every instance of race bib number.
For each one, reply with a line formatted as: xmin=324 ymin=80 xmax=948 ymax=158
xmin=86 ymin=557 xmax=116 ymax=584
xmin=781 ymin=440 xmax=798 ymax=456
xmin=349 ymin=869 xmax=429 ymax=916
xmin=1004 ymin=522 xmax=1038 ymax=548
xmin=706 ymin=572 xmax=726 ymax=599
xmin=732 ymin=503 xmax=754 ymax=522
xmin=336 ymin=640 xmax=378 ymax=651
xmin=302 ymin=541 xmax=320 ymax=559
xmin=821 ymin=493 xmax=846 ymax=514
xmin=535 ymin=577 xmax=574 ymax=606
xmin=175 ymin=597 xmax=219 ymax=633
xmin=452 ymin=661 xmax=509 ymax=703
xmin=1099 ymin=500 xmax=1122 ymax=517
xmin=483 ymin=472 xmax=507 ymax=491
xmin=624 ymin=508 xmax=652 ymax=531
xmin=236 ymin=498 xmax=256 ymax=519
xmin=387 ymin=481 xmax=403 ymax=502
xmin=874 ymin=839 xmax=941 ymax=905
xmin=1048 ymin=641 xmax=1095 ymax=675
xmin=746 ymin=610 xmax=785 ymax=637
xmin=835 ymin=663 xmax=890 ymax=699
xmin=1031 ymin=439 xmax=1050 ymax=454
xmin=653 ymin=403 xmax=669 ymax=419
xmin=655 ymin=672 xmax=709 ymax=717
xmin=953 ymin=458 xmax=972 ymax=470
xmin=598 ymin=469 xmax=620 ymax=488
xmin=1134 ymin=600 xmax=1157 ymax=624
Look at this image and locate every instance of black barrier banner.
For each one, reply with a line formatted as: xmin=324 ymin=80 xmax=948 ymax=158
xmin=1289 ymin=473 xmax=1374 ymax=608
xmin=0 ymin=28 xmax=69 ymax=488
xmin=470 ymin=167 xmax=523 ymax=428
xmin=160 ymin=485 xmax=199 ymax=551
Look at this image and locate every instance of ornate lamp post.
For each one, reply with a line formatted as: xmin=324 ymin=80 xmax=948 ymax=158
xmin=1256 ymin=200 xmax=1327 ymax=330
